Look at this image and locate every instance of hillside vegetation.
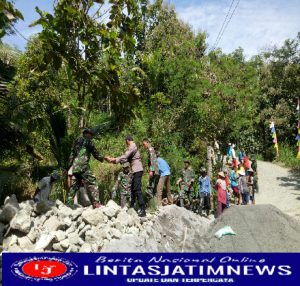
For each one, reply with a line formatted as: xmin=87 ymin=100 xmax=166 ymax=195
xmin=0 ymin=0 xmax=299 ymax=203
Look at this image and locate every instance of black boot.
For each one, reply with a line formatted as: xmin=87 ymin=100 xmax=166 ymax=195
xmin=137 ymin=208 xmax=146 ymax=217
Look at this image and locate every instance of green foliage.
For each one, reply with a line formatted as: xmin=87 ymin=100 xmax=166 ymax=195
xmin=1 ymin=0 xmax=300 ymax=203
xmin=0 ymin=165 xmax=37 ymax=203
xmin=0 ymin=0 xmax=24 ymax=39
xmin=0 ymin=42 xmax=20 ymax=79
xmin=259 ymin=33 xmax=300 ymax=150
xmin=30 ymin=0 xmax=147 ymax=126
xmin=141 ymin=5 xmax=206 ymax=105
xmin=276 ymin=144 xmax=300 ymax=170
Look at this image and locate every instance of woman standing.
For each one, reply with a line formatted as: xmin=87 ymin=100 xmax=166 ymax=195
xmin=215 ymin=172 xmax=227 ymax=217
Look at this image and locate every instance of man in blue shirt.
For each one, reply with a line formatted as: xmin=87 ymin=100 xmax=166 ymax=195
xmin=198 ymin=167 xmax=211 ymax=216
xmin=227 ymin=143 xmax=233 ymax=164
xmin=238 ymin=148 xmax=246 ymax=163
xmin=156 ymin=152 xmax=173 ymax=205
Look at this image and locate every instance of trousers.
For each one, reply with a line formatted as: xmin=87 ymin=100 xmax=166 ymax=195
xmin=120 ymin=194 xmax=130 ymax=208
xmin=147 ymin=174 xmax=160 ymax=197
xmin=68 ymin=170 xmax=99 ymax=207
xmin=217 ymin=201 xmax=226 ymax=217
xmin=199 ymin=193 xmax=211 ymax=215
xmin=130 ymin=171 xmax=145 ymax=210
xmin=156 ymin=175 xmax=173 ymax=205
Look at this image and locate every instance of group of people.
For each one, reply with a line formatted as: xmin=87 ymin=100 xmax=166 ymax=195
xmin=213 ymin=143 xmax=258 ymax=216
xmin=33 ymin=129 xmax=258 ymax=218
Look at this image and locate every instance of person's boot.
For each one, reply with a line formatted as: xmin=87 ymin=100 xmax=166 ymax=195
xmin=199 ymin=206 xmax=202 ymax=216
xmin=137 ymin=208 xmax=146 ymax=217
xmin=180 ymin=198 xmax=184 ymax=207
xmin=146 ymin=189 xmax=153 ymax=199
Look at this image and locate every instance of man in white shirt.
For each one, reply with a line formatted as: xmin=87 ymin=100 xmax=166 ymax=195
xmin=33 ymin=173 xmax=60 ymax=202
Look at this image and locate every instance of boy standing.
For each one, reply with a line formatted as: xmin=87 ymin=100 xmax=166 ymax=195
xmin=112 ymin=162 xmax=132 ymax=208
xmin=198 ymin=167 xmax=211 ymax=216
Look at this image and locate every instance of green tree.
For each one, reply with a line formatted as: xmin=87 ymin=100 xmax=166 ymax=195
xmin=0 ymin=0 xmax=23 ymax=39
xmin=258 ymin=33 xmax=300 ymax=157
xmin=31 ymin=0 xmax=147 ymax=127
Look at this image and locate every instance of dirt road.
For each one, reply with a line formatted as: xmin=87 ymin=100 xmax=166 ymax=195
xmin=256 ymin=161 xmax=300 ymax=219
xmin=205 ymin=161 xmax=300 ymax=252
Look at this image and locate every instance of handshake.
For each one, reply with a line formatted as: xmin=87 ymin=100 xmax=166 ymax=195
xmin=104 ymin=156 xmax=116 ymax=163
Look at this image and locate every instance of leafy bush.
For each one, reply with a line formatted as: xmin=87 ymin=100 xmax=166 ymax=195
xmin=276 ymin=144 xmax=300 ymax=170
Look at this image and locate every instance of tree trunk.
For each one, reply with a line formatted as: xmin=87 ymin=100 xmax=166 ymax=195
xmin=77 ymin=82 xmax=85 ymax=128
xmin=207 ymin=145 xmax=213 ymax=178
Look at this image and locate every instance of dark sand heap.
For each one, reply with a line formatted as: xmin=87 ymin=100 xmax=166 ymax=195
xmin=204 ymin=204 xmax=300 ymax=252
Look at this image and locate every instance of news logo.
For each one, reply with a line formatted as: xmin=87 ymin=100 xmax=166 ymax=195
xmin=11 ymin=256 xmax=78 ymax=282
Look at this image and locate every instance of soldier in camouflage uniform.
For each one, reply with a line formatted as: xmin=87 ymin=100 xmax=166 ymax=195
xmin=112 ymin=162 xmax=132 ymax=208
xmin=176 ymin=159 xmax=195 ymax=208
xmin=142 ymin=138 xmax=160 ymax=198
xmin=67 ymin=128 xmax=104 ymax=208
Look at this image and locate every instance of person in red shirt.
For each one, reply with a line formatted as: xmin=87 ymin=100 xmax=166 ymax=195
xmin=224 ymin=170 xmax=230 ymax=187
xmin=244 ymin=155 xmax=251 ymax=170
xmin=215 ymin=172 xmax=227 ymax=217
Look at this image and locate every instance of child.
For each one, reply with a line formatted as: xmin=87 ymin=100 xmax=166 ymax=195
xmin=247 ymin=168 xmax=255 ymax=204
xmin=223 ymin=169 xmax=231 ymax=208
xmin=230 ymin=167 xmax=240 ymax=205
xmin=238 ymin=170 xmax=249 ymax=205
xmin=244 ymin=155 xmax=251 ymax=172
xmin=112 ymin=162 xmax=132 ymax=208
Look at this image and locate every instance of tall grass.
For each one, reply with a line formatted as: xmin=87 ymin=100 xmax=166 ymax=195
xmin=276 ymin=144 xmax=300 ymax=171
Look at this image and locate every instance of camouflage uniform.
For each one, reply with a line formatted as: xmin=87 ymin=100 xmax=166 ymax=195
xmin=178 ymin=167 xmax=195 ymax=207
xmin=146 ymin=147 xmax=160 ymax=197
xmin=112 ymin=171 xmax=132 ymax=208
xmin=67 ymin=136 xmax=103 ymax=207
xmin=251 ymin=157 xmax=259 ymax=193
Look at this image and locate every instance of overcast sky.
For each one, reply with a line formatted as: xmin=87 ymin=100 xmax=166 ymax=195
xmin=3 ymin=0 xmax=300 ymax=57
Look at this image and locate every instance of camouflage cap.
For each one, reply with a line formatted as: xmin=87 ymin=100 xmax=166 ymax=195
xmin=122 ymin=162 xmax=130 ymax=168
xmin=184 ymin=159 xmax=190 ymax=163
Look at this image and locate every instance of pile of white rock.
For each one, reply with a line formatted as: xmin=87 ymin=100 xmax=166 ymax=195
xmin=0 ymin=195 xmax=213 ymax=253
